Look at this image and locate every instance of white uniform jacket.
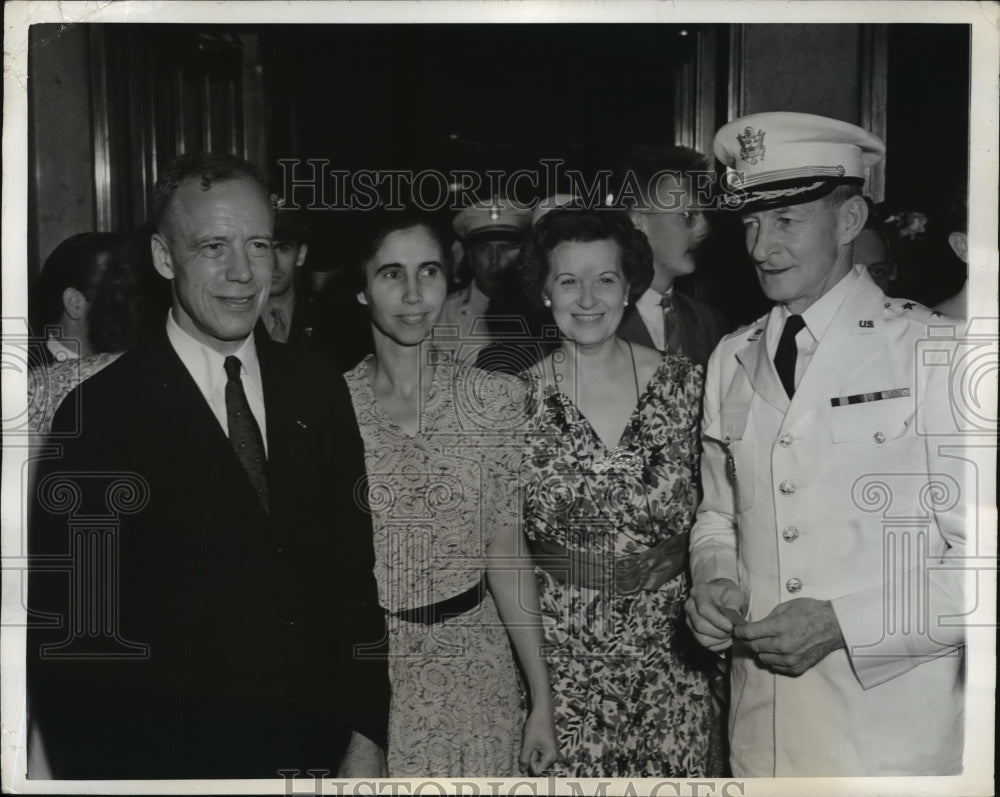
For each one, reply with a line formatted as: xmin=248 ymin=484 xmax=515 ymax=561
xmin=691 ymin=266 xmax=967 ymax=776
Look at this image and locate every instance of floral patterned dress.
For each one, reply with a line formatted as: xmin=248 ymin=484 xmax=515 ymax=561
xmin=345 ymin=356 xmax=527 ymax=777
xmin=522 ymin=353 xmax=721 ymax=778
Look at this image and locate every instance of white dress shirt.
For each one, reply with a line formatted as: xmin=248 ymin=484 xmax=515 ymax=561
xmin=165 ymin=311 xmax=268 ymax=453
xmin=634 ymin=286 xmax=672 ymax=351
xmin=765 ymin=266 xmax=860 ymax=390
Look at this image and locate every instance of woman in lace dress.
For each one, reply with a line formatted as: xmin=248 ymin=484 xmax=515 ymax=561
xmin=518 ymin=209 xmax=722 ymax=777
xmin=344 ymin=210 xmax=557 ymax=777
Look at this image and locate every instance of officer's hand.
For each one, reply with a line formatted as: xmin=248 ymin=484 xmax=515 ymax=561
xmin=733 ymin=598 xmax=845 ymax=676
xmin=685 ymin=578 xmax=747 ymax=653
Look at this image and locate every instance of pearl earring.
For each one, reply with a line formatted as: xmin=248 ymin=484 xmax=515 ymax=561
xmin=543 ymin=297 xmax=552 ymax=308
xmin=623 ymin=297 xmax=629 ymax=307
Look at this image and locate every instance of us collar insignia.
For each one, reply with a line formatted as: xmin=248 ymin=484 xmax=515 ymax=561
xmin=737 ymin=126 xmax=766 ymax=165
xmin=747 ymin=326 xmax=764 ymax=342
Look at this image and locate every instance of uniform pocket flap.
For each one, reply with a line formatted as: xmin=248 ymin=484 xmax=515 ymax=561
xmin=831 ymin=393 xmax=914 ymax=444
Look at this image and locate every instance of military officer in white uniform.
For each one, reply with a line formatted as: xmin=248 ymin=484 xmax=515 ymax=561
xmin=685 ymin=112 xmax=967 ymax=776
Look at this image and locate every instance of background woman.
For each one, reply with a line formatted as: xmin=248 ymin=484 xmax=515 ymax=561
xmin=344 ymin=210 xmax=557 ymax=777
xmin=519 ymin=208 xmax=721 ymax=777
xmin=28 ymin=231 xmax=142 ymax=435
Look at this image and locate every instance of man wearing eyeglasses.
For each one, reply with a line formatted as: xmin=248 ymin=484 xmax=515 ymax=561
xmin=619 ymin=144 xmax=729 ymax=366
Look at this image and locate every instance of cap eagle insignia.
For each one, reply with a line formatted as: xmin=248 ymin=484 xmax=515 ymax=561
xmin=737 ymin=126 xmax=766 ymax=165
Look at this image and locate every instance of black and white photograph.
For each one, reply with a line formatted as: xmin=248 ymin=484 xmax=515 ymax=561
xmin=2 ymin=2 xmax=996 ymax=795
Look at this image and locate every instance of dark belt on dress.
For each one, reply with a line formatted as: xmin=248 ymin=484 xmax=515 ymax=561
xmin=528 ymin=532 xmax=689 ymax=594
xmin=391 ymin=576 xmax=487 ymax=625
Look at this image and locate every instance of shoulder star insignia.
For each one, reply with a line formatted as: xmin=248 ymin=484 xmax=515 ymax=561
xmin=902 ymin=302 xmax=915 ymax=310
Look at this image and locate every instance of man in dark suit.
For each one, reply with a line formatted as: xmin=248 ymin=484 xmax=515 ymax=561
xmin=27 ymin=153 xmax=388 ymax=779
xmin=618 ymin=144 xmax=729 ymax=366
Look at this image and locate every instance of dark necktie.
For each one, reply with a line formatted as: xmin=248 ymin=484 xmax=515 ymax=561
xmin=224 ymin=355 xmax=269 ymax=510
xmin=268 ymin=307 xmax=289 ymax=343
xmin=774 ymin=314 xmax=806 ymax=398
xmin=660 ymin=292 xmax=682 ymax=355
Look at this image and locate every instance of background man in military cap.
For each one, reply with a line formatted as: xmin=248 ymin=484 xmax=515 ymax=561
xmin=440 ymin=197 xmax=548 ymax=372
xmin=685 ymin=112 xmax=967 ymax=776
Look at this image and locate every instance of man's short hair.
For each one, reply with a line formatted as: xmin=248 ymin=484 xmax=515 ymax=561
xmin=619 ymin=144 xmax=710 ymax=208
xmin=152 ymin=152 xmax=267 ymax=234
xmin=822 ymin=183 xmax=864 ymax=208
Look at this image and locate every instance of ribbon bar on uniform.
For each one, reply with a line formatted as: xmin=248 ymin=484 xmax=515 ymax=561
xmin=830 ymin=387 xmax=910 ymax=407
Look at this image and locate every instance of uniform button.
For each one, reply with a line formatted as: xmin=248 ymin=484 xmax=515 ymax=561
xmin=778 ymin=433 xmax=793 ymax=447
xmin=873 ymin=431 xmax=886 ymax=444
xmin=779 ymin=480 xmax=796 ymax=496
xmin=782 ymin=526 xmax=799 ymax=542
xmin=786 ymin=577 xmax=803 ymax=594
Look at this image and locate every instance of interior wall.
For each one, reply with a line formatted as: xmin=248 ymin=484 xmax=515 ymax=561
xmin=29 ymin=25 xmax=96 ymax=275
xmin=738 ymin=24 xmax=861 ymax=121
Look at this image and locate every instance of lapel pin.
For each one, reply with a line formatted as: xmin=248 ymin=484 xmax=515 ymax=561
xmin=296 ymin=420 xmax=308 ymax=430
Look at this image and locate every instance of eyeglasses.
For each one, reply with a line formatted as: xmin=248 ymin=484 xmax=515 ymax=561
xmin=632 ymin=209 xmax=707 ymax=228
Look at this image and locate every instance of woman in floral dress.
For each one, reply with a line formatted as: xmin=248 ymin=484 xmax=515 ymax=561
xmin=518 ymin=208 xmax=722 ymax=777
xmin=344 ymin=209 xmax=557 ymax=777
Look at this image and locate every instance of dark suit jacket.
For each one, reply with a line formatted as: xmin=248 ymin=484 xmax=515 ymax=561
xmin=617 ymin=289 xmax=729 ymax=367
xmin=261 ymin=279 xmax=374 ymax=372
xmin=27 ymin=328 xmax=388 ymax=779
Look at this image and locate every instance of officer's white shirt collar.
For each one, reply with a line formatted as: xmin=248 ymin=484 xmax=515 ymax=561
xmin=635 ymin=286 xmax=674 ymax=352
xmin=766 ymin=264 xmax=860 ymax=390
xmin=165 ymin=310 xmax=268 ymax=452
xmin=767 ymin=265 xmax=860 ymax=353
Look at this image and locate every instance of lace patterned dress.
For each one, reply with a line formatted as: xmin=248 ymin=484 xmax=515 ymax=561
xmin=345 ymin=356 xmax=527 ymax=777
xmin=27 ymin=352 xmax=123 ymax=435
xmin=522 ymin=354 xmax=721 ymax=777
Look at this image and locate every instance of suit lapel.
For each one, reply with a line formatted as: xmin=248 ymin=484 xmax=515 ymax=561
xmin=783 ymin=271 xmax=886 ymax=429
xmin=673 ymin=291 xmax=706 ymax=364
xmin=617 ymin=304 xmax=656 ymax=349
xmin=137 ymin=331 xmax=272 ymax=525
xmin=256 ymin=333 xmax=313 ymax=531
xmin=735 ymin=308 xmax=788 ymax=412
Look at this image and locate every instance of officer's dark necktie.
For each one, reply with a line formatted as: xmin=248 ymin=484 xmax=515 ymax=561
xmin=224 ymin=355 xmax=269 ymax=510
xmin=774 ymin=314 xmax=806 ymax=398
xmin=660 ymin=292 xmax=682 ymax=356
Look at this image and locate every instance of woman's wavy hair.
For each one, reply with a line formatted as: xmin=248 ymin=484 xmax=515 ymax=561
xmin=519 ymin=208 xmax=654 ymax=308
